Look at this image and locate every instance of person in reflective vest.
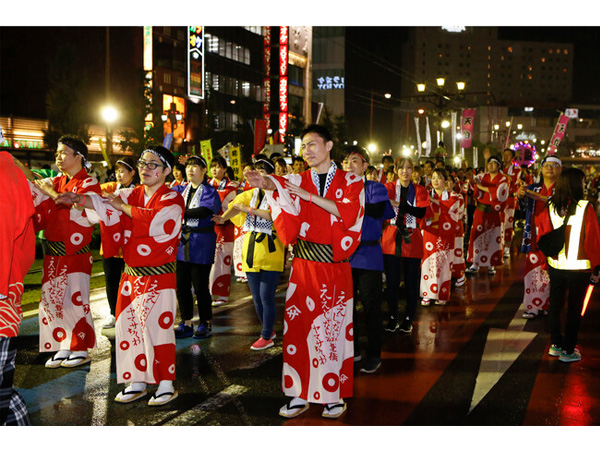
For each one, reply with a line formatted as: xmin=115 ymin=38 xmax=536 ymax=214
xmin=537 ymin=167 xmax=600 ymax=363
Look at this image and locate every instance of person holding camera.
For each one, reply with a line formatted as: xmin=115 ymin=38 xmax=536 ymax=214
xmin=381 ymin=157 xmax=430 ymax=334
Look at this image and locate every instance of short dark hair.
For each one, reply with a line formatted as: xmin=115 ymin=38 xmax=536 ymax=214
xmin=292 ymin=156 xmax=305 ymax=164
xmin=432 ymin=167 xmax=448 ymax=181
xmin=210 ymin=155 xmax=228 ymax=169
xmin=254 ymin=158 xmax=275 ymax=174
xmin=381 ymin=155 xmax=394 ymax=164
xmin=342 ymin=145 xmax=370 ymax=164
xmin=58 ymin=134 xmax=88 ymax=161
xmin=300 ymin=124 xmax=332 ymax=143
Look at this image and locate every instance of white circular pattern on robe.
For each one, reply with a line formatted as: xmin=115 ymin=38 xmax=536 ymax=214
xmin=443 ymin=222 xmax=452 ymax=231
xmin=82 ymin=178 xmax=98 ymax=188
xmin=283 ymin=320 xmax=288 ymax=335
xmin=306 ymin=296 xmax=315 ymax=312
xmin=71 ymin=233 xmax=83 ymax=246
xmin=124 ymin=230 xmax=131 ymax=244
xmin=121 ymin=281 xmax=132 ymax=296
xmin=336 ymin=189 xmax=343 ymax=199
xmin=169 ymin=364 xmax=176 ymax=374
xmin=89 ymin=255 xmax=94 ymax=264
xmin=341 ymin=236 xmax=353 ymax=251
xmin=477 ymin=225 xmax=483 ymax=232
xmin=113 ymin=232 xmax=121 ymax=242
xmin=529 ymin=253 xmax=539 ymax=264
xmin=137 ymin=244 xmax=151 ymax=256
xmin=425 ymin=242 xmax=434 ymax=251
xmin=287 ymin=344 xmax=297 ymax=355
xmin=150 ymin=205 xmax=183 ymax=243
xmin=161 ymin=191 xmax=178 ymax=202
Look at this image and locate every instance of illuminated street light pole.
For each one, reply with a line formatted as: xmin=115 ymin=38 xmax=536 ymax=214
xmin=101 ymin=105 xmax=118 ymax=157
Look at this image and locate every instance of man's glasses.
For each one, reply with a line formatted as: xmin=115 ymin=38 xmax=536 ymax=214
xmin=137 ymin=160 xmax=165 ymax=170
xmin=542 ymin=163 xmax=560 ymax=169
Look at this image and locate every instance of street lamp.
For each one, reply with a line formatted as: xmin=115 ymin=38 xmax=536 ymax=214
xmin=101 ymin=105 xmax=118 ymax=156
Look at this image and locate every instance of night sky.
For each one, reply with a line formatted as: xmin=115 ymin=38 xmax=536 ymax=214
xmin=1 ymin=26 xmax=599 ymax=122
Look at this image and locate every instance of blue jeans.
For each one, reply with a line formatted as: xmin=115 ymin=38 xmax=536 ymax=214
xmin=246 ymin=270 xmax=282 ymax=340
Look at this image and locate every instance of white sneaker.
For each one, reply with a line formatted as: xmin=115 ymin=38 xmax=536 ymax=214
xmin=504 ymin=248 xmax=510 ymax=258
xmin=455 ymin=275 xmax=466 ymax=287
xmin=488 ymin=267 xmax=497 ymax=275
xmin=465 ymin=265 xmax=479 ymax=274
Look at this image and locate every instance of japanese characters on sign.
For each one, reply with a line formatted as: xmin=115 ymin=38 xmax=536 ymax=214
xmin=317 ymin=76 xmax=345 ymax=90
xmin=263 ymin=27 xmax=271 ymax=129
xmin=188 ymin=26 xmax=204 ymax=100
xmin=461 ymin=109 xmax=476 ymax=149
xmin=279 ymin=26 xmax=288 ymax=144
xmin=548 ymin=112 xmax=570 ymax=155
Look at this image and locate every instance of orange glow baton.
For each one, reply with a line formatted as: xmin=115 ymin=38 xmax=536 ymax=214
xmin=581 ymin=284 xmax=594 ymax=316
xmin=582 ymin=266 xmax=600 ymax=317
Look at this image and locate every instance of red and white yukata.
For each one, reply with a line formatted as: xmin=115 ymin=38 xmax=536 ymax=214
xmin=208 ymin=178 xmax=238 ymax=297
xmin=451 ymin=188 xmax=466 ymax=279
xmin=30 ymin=169 xmax=101 ymax=354
xmin=88 ymin=185 xmax=184 ymax=384
xmin=421 ymin=189 xmax=461 ymax=302
xmin=266 ymin=163 xmax=364 ymax=404
xmin=501 ymin=163 xmax=519 ymax=248
xmin=521 ymin=182 xmax=554 ymax=315
xmin=467 ymin=172 xmax=509 ymax=268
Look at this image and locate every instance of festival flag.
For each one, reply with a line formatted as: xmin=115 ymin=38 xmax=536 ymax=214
xmin=229 ymin=145 xmax=242 ymax=180
xmin=461 ymin=109 xmax=475 ymax=149
xmin=254 ymin=119 xmax=267 ymax=155
xmin=548 ymin=112 xmax=570 ymax=155
xmin=163 ymin=133 xmax=173 ymax=150
xmin=451 ymin=111 xmax=457 ymax=156
xmin=425 ymin=116 xmax=432 ymax=157
xmin=414 ymin=117 xmax=422 ymax=159
xmin=200 ymin=139 xmax=213 ymax=167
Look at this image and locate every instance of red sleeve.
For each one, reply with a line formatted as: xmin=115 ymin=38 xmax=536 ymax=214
xmin=584 ymin=203 xmax=600 ymax=269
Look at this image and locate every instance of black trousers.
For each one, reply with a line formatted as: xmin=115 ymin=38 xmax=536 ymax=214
xmin=176 ymin=260 xmax=213 ymax=323
xmin=548 ymin=267 xmax=589 ymax=354
xmin=103 ymin=257 xmax=125 ymax=316
xmin=352 ymin=268 xmax=383 ymax=359
xmin=383 ymin=254 xmax=421 ymax=322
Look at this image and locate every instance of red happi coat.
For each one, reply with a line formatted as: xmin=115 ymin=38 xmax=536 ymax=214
xmin=501 ymin=163 xmax=519 ymax=244
xmin=91 ymin=184 xmax=184 ymax=384
xmin=0 ymin=153 xmax=36 ymax=338
xmin=208 ymin=177 xmax=238 ymax=296
xmin=451 ymin=191 xmax=467 ymax=278
xmin=266 ymin=165 xmax=364 ymax=404
xmin=468 ymin=172 xmax=509 ymax=268
xmin=421 ymin=189 xmax=461 ymax=302
xmin=31 ymin=169 xmax=101 ymax=352
xmin=381 ymin=181 xmax=430 ymax=259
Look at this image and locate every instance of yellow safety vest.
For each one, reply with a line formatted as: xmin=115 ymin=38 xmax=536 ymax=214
xmin=547 ymin=200 xmax=591 ymax=270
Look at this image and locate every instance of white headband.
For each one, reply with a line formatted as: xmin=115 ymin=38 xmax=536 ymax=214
xmin=543 ymin=155 xmax=562 ymax=166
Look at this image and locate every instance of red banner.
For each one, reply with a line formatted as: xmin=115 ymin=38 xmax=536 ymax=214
xmin=254 ymin=119 xmax=267 ymax=155
xmin=548 ymin=112 xmax=569 ymax=155
xmin=461 ymin=109 xmax=475 ymax=148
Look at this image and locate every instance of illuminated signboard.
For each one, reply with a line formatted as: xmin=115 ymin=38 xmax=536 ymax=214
xmin=279 ymin=26 xmax=288 ymax=143
xmin=143 ymin=26 xmax=153 ymax=71
xmin=263 ymin=27 xmax=271 ymax=129
xmin=188 ymin=26 xmax=205 ymax=100
xmin=317 ymin=75 xmax=345 ymax=90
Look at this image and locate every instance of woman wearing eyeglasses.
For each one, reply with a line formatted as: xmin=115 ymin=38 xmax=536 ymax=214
xmin=55 ymin=146 xmax=185 ymax=406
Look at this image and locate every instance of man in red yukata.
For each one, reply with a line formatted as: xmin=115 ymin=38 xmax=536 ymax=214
xmin=246 ymin=125 xmax=365 ymax=419
xmin=57 ymin=145 xmax=184 ymax=406
xmin=16 ymin=135 xmax=102 ymax=369
xmin=0 ymin=151 xmax=36 ymax=425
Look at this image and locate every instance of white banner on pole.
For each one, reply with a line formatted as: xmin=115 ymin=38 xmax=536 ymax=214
xmin=451 ymin=111 xmax=457 ymax=156
xmin=426 ymin=117 xmax=432 ymax=157
xmin=473 ymin=146 xmax=478 ymax=168
xmin=414 ymin=117 xmax=422 ymax=160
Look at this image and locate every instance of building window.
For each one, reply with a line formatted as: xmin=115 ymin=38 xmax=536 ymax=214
xmin=164 ymin=72 xmax=171 ymax=84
